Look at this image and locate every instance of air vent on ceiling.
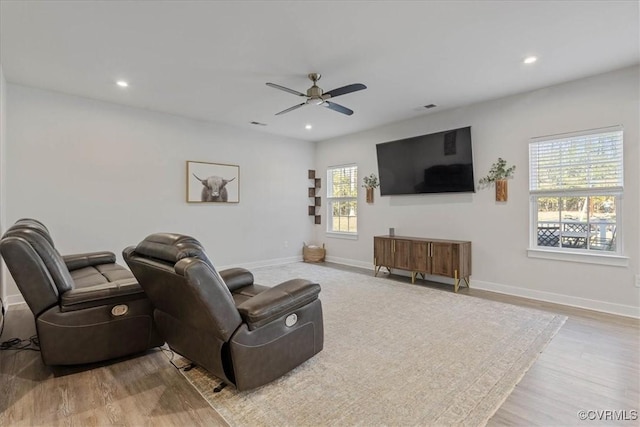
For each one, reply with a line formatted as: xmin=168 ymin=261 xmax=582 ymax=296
xmin=250 ymin=121 xmax=267 ymax=126
xmin=423 ymin=104 xmax=437 ymax=109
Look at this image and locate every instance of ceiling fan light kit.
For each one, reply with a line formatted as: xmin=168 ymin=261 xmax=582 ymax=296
xmin=266 ymin=73 xmax=367 ymax=116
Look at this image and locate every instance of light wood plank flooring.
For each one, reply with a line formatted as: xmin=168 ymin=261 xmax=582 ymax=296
xmin=1 ymin=263 xmax=638 ymax=426
xmin=0 ymin=303 xmax=228 ymax=426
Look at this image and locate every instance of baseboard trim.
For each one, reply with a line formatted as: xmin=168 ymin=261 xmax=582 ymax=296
xmin=5 ymin=293 xmax=25 ymax=307
xmin=325 ymin=255 xmax=374 ymax=271
xmin=471 ymin=279 xmax=639 ymax=319
xmin=327 ymin=256 xmax=640 ymax=319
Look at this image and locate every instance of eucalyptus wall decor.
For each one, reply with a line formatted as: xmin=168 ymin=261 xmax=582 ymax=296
xmin=479 ymin=158 xmax=516 ymax=202
xmin=362 ymin=173 xmax=379 ymax=204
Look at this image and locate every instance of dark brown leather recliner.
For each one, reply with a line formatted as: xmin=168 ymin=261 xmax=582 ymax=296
xmin=0 ymin=219 xmax=164 ymax=365
xmin=123 ymin=233 xmax=324 ymax=391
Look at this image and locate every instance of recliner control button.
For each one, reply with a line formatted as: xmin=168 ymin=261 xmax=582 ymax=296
xmin=111 ymin=304 xmax=129 ymax=316
xmin=285 ymin=313 xmax=297 ymax=327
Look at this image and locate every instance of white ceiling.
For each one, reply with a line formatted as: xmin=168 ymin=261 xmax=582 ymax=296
xmin=1 ymin=1 xmax=638 ymax=142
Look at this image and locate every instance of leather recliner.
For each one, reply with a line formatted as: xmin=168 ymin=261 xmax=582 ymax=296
xmin=0 ymin=219 xmax=164 ymax=365
xmin=123 ymin=233 xmax=324 ymax=391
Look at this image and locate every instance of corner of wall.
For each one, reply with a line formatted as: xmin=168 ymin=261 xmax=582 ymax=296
xmin=0 ymin=64 xmax=7 ymax=316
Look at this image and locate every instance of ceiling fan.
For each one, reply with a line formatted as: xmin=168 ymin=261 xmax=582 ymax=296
xmin=266 ymin=73 xmax=366 ymax=116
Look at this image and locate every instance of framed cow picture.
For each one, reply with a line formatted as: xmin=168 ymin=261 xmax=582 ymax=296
xmin=187 ymin=160 xmax=240 ymax=203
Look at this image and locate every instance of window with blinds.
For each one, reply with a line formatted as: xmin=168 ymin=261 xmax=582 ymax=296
xmin=530 ymin=127 xmax=623 ymax=193
xmin=327 ymin=165 xmax=358 ymax=234
xmin=529 ymin=126 xmax=623 ymax=255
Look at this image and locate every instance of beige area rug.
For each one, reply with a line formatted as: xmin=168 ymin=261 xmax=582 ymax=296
xmin=175 ymin=263 xmax=566 ymax=426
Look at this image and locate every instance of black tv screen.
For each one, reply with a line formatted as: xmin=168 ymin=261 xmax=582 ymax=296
xmin=376 ymin=126 xmax=475 ymax=195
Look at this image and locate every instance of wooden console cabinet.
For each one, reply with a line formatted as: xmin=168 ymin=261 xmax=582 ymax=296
xmin=374 ymin=235 xmax=471 ymax=292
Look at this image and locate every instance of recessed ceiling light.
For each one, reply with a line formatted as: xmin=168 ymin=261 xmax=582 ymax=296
xmin=523 ymin=56 xmax=537 ymax=64
xmin=305 ymin=124 xmax=312 ymax=130
xmin=116 ymin=80 xmax=129 ymax=87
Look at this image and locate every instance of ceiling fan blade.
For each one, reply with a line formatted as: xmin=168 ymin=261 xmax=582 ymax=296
xmin=275 ymin=102 xmax=307 ymax=115
xmin=323 ymin=101 xmax=354 ymax=116
xmin=266 ymin=82 xmax=306 ymax=97
xmin=324 ymin=83 xmax=367 ymax=99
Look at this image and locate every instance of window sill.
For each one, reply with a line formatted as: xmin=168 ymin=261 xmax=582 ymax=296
xmin=527 ymin=247 xmax=628 ymax=267
xmin=326 ymin=231 xmax=358 ymax=240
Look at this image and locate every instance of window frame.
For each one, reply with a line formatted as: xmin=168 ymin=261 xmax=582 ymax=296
xmin=326 ymin=164 xmax=358 ymax=238
xmin=527 ymin=126 xmax=627 ymax=266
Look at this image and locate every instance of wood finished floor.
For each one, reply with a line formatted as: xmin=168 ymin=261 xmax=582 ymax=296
xmin=1 ymin=263 xmax=638 ymax=426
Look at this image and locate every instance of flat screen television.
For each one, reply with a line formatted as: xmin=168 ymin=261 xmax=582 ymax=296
xmin=376 ymin=126 xmax=475 ymax=195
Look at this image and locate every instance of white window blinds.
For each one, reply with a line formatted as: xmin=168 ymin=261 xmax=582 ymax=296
xmin=328 ymin=165 xmax=358 ymax=198
xmin=529 ymin=126 xmax=623 ymax=194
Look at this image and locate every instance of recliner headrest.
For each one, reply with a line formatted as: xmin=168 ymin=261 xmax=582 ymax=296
xmin=134 ymin=233 xmax=208 ymax=264
xmin=15 ymin=218 xmax=48 ymax=230
xmin=5 ymin=218 xmax=54 ymax=247
xmin=2 ymin=226 xmax=75 ymax=294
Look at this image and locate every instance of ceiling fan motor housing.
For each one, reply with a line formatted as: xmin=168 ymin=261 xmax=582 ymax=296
xmin=307 ymin=73 xmax=326 ymax=103
xmin=307 ymin=87 xmax=324 ymax=99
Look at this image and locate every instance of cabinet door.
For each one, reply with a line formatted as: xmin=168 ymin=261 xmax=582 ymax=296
xmin=410 ymin=241 xmax=429 ymax=273
xmin=393 ymin=239 xmax=412 ymax=270
xmin=374 ymin=237 xmax=393 ymax=267
xmin=430 ymin=242 xmax=453 ymax=277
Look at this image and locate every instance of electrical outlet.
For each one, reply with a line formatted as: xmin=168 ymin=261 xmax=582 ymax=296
xmin=635 ymin=275 xmax=640 ymax=288
xmin=284 ymin=241 xmax=289 ymax=248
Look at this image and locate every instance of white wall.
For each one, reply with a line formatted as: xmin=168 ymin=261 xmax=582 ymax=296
xmin=315 ymin=66 xmax=640 ymax=317
xmin=5 ymin=84 xmax=315 ymax=301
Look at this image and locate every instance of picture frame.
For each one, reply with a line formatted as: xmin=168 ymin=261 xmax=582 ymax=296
xmin=187 ymin=160 xmax=240 ymax=203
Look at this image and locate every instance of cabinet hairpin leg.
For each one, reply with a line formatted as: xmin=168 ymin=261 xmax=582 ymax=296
xmin=411 ymin=272 xmax=425 ymax=283
xmin=454 ymin=274 xmax=470 ymax=293
xmin=374 ymin=265 xmax=392 ymax=277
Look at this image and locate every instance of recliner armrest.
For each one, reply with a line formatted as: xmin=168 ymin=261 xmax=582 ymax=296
xmin=236 ymin=279 xmax=320 ymax=330
xmin=60 ymin=278 xmax=145 ymax=312
xmin=63 ymin=251 xmax=117 ymax=271
xmin=220 ymin=267 xmax=254 ymax=292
